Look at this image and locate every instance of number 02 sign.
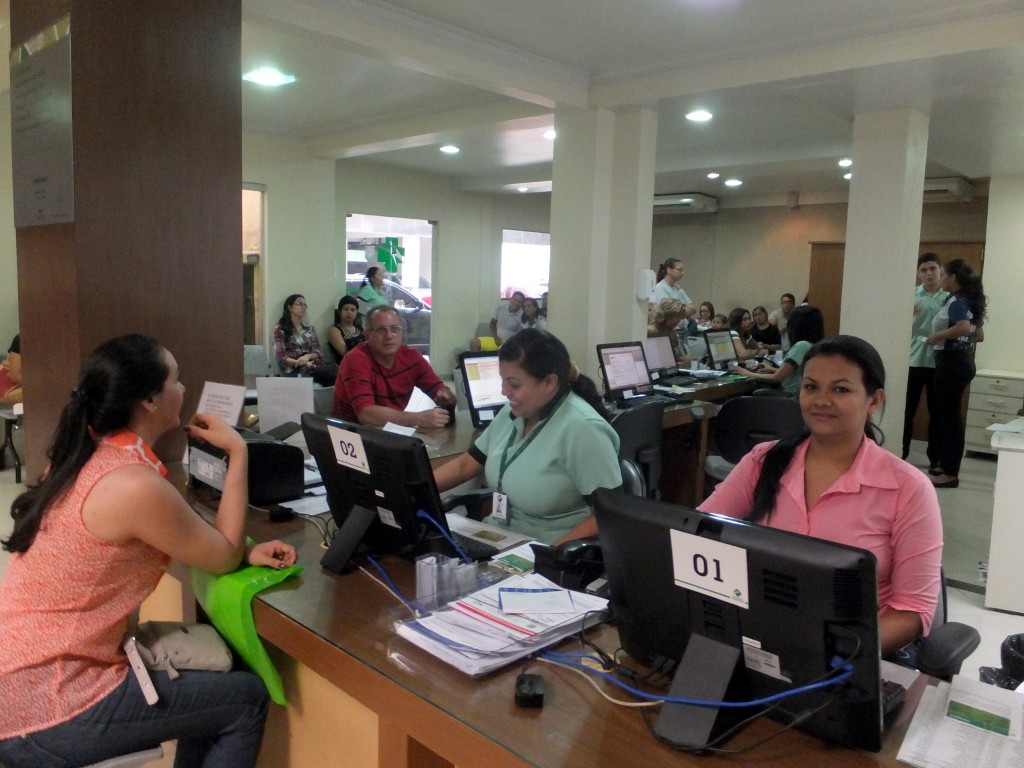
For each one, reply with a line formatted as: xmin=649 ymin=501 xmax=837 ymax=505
xmin=327 ymin=425 xmax=370 ymax=474
xmin=669 ymin=529 xmax=750 ymax=609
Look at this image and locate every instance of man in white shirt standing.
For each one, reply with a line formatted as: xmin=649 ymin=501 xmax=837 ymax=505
xmin=903 ymin=253 xmax=949 ymax=461
xmin=768 ymin=293 xmax=796 ymax=351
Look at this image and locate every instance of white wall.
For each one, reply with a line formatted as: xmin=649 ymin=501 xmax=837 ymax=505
xmin=0 ymin=92 xmax=19 ymax=344
xmin=977 ymin=175 xmax=1024 ymax=372
xmin=334 ymin=159 xmax=551 ymax=376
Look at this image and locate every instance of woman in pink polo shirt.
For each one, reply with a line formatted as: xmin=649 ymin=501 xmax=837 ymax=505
xmin=701 ymin=335 xmax=942 ymax=655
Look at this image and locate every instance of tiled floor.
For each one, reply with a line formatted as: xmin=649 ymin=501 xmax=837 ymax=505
xmin=0 ymin=435 xmax=1020 ymax=765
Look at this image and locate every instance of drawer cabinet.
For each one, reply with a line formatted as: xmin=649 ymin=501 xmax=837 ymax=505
xmin=966 ymin=370 xmax=1024 ymax=455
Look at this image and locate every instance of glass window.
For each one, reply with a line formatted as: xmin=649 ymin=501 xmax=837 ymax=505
xmin=500 ymin=229 xmax=549 ymax=299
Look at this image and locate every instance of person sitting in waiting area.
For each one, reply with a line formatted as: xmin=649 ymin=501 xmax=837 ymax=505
xmin=434 ymin=329 xmax=622 ymax=545
xmin=333 ymin=305 xmax=456 ymax=428
xmin=725 ymin=307 xmax=761 ymax=361
xmin=273 ymin=293 xmax=339 ymax=386
xmin=0 ymin=333 xmax=23 ymax=405
xmin=749 ymin=305 xmax=782 ymax=351
xmin=521 ymin=297 xmax=546 ymax=331
xmin=710 ymin=313 xmax=728 ymax=329
xmin=733 ymin=305 xmax=825 ymax=394
xmin=471 ymin=291 xmax=526 ymax=351
xmin=0 ymin=334 xmax=296 ymax=768
xmin=327 ymin=295 xmax=364 ymax=364
xmin=701 ymin=336 xmax=941 ymax=655
xmin=647 ymin=298 xmax=690 ymax=366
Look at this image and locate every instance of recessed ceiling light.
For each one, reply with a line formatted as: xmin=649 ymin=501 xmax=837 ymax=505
xmin=707 ymin=172 xmax=720 ymax=179
xmin=517 ymin=186 xmax=529 ymax=193
xmin=543 ymin=129 xmax=557 ymax=140
xmin=844 ymin=172 xmax=853 ymax=180
xmin=439 ymin=145 xmax=460 ymax=155
xmin=724 ymin=178 xmax=743 ymax=187
xmin=242 ymin=67 xmax=296 ymax=87
xmin=686 ymin=109 xmax=713 ymax=122
xmin=838 ymin=158 xmax=853 ymax=168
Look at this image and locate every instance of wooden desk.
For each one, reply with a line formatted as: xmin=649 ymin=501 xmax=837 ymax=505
xmin=241 ymin=514 xmax=922 ymax=768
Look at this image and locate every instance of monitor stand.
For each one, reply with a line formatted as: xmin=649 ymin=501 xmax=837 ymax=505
xmin=654 ymin=633 xmax=746 ymax=749
xmin=320 ymin=505 xmax=378 ymax=574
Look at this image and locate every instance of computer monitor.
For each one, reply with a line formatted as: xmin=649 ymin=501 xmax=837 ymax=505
xmin=301 ymin=412 xmax=462 ymax=573
xmin=458 ymin=351 xmax=509 ymax=428
xmin=596 ymin=341 xmax=652 ymax=401
xmin=703 ymin=329 xmax=739 ymax=370
xmin=641 ymin=335 xmax=677 ymax=379
xmin=593 ymin=489 xmax=884 ymax=752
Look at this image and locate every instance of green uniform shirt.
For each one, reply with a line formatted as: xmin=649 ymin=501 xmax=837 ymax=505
xmin=781 ymin=340 xmax=812 ymax=395
xmin=910 ymin=285 xmax=949 ymax=368
xmin=472 ymin=392 xmax=621 ymax=544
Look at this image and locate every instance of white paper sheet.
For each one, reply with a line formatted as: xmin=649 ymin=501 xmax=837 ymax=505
xmin=196 ymin=381 xmax=247 ymax=425
xmin=255 ymin=376 xmax=314 ymax=433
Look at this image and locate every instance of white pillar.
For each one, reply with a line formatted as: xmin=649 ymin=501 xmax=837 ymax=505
xmin=548 ymin=105 xmax=658 ymax=380
xmin=975 ymin=174 xmax=1024 ymax=371
xmin=842 ymin=109 xmax=929 ymax=446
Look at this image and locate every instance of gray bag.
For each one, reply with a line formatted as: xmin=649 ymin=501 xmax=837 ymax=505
xmin=135 ymin=621 xmax=232 ymax=679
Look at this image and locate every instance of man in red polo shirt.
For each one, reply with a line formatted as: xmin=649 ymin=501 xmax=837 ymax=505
xmin=333 ymin=305 xmax=456 ymax=428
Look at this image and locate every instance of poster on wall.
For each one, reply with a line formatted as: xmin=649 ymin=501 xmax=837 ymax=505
xmin=10 ymin=15 xmax=74 ymax=227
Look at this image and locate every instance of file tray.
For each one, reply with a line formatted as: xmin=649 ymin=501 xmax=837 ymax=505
xmin=393 ymin=572 xmax=609 ymax=676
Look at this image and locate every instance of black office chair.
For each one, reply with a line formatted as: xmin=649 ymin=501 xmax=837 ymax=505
xmin=703 ymin=395 xmax=805 ymax=495
xmin=611 ymin=399 xmax=666 ymax=499
xmin=915 ymin=568 xmax=981 ymax=681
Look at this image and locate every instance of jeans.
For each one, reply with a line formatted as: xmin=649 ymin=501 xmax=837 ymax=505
xmin=903 ymin=366 xmax=938 ymax=462
xmin=0 ymin=670 xmax=268 ymax=768
xmin=932 ymin=349 xmax=976 ymax=477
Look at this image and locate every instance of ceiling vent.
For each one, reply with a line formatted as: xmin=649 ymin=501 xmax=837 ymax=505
xmin=653 ymin=193 xmax=718 ymax=214
xmin=923 ymin=177 xmax=973 ymax=203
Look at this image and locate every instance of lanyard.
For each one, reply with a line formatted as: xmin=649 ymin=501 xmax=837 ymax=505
xmin=496 ymin=390 xmax=567 ymax=491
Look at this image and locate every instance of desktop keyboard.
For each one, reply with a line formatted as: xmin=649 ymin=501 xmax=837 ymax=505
xmin=451 ymin=532 xmax=500 ymax=561
xmin=659 ymin=374 xmax=699 ymax=387
xmin=615 ymin=394 xmax=676 ymax=410
xmin=881 ymin=678 xmax=907 ymax=715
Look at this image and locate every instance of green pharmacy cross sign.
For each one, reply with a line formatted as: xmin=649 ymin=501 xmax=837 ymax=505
xmin=377 ymin=237 xmax=404 ymax=273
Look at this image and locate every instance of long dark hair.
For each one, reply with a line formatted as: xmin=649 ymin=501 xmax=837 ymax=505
xmin=334 ymin=294 xmax=360 ymax=326
xmin=944 ymin=259 xmax=987 ymax=321
xmin=747 ymin=335 xmax=886 ymax=523
xmin=728 ymin=307 xmax=750 ymax=340
xmin=786 ymin=305 xmax=825 ymax=346
xmin=4 ymin=335 xmax=170 ymax=553
xmin=498 ymin=328 xmax=610 ymax=421
xmin=278 ymin=294 xmax=305 ymax=336
xmin=362 ymin=266 xmax=380 ymax=288
xmin=656 ymin=258 xmax=681 ymax=283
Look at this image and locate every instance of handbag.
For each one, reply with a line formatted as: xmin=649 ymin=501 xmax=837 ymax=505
xmin=134 ymin=621 xmax=232 ymax=679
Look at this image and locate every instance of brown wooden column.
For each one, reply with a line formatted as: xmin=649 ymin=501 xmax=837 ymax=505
xmin=12 ymin=0 xmax=242 ymax=475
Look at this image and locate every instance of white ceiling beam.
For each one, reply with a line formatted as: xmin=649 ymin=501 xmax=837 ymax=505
xmin=590 ymin=12 xmax=1024 ymax=108
xmin=243 ymin=0 xmax=589 ymax=108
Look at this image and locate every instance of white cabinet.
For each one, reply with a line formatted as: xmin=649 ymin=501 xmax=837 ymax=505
xmin=965 ymin=369 xmax=1024 ymax=455
xmin=987 ymin=420 xmax=1024 ymax=614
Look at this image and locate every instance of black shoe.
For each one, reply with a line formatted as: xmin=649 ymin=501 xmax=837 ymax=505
xmin=931 ymin=476 xmax=959 ymax=489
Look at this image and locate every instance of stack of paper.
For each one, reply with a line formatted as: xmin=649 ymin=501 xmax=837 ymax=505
xmin=395 ymin=573 xmax=608 ymax=676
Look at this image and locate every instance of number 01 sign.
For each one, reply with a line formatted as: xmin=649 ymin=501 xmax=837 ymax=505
xmin=669 ymin=529 xmax=750 ymax=609
xmin=327 ymin=425 xmax=370 ymax=474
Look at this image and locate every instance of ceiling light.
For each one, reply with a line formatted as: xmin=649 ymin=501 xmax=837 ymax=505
xmin=724 ymin=178 xmax=743 ymax=187
xmin=517 ymin=186 xmax=529 ymax=193
xmin=686 ymin=109 xmax=713 ymax=122
xmin=242 ymin=67 xmax=296 ymax=87
xmin=838 ymin=158 xmax=853 ymax=168
xmin=543 ymin=129 xmax=557 ymax=140
xmin=439 ymin=145 xmax=460 ymax=154
xmin=706 ymin=172 xmax=720 ymax=179
xmin=844 ymin=172 xmax=853 ymax=180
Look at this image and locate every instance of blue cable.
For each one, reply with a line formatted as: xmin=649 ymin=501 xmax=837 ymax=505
xmin=364 ymin=555 xmax=426 ymax=616
xmin=539 ymin=651 xmax=855 ymax=708
xmin=416 ymin=509 xmax=472 ymax=563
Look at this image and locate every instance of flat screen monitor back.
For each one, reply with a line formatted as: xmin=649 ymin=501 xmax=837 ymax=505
xmin=301 ymin=412 xmax=458 ymax=572
xmin=596 ymin=342 xmax=651 ymax=400
xmin=703 ymin=330 xmax=739 ymax=370
xmin=458 ymin=351 xmax=508 ymax=427
xmin=593 ymin=489 xmax=883 ymax=752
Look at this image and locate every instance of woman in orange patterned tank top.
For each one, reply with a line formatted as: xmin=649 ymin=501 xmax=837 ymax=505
xmin=0 ymin=334 xmax=296 ymax=768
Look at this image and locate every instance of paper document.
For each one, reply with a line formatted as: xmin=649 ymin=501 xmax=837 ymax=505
xmin=279 ymin=496 xmax=331 ymax=517
xmin=255 ymin=376 xmax=313 ymax=434
xmin=987 ymin=422 xmax=1024 ymax=433
xmin=404 ymin=386 xmax=437 ymax=413
xmin=898 ymin=679 xmax=1024 ymax=768
xmin=197 ymin=382 xmax=247 ymax=426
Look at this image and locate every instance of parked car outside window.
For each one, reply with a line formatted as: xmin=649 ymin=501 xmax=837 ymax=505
xmin=345 ymin=276 xmax=431 ymax=357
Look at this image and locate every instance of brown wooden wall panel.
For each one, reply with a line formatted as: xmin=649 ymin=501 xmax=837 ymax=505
xmin=13 ymin=0 xmax=243 ymax=475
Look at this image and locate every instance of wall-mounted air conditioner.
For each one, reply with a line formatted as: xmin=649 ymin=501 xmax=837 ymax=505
xmin=923 ymin=177 xmax=973 ymax=203
xmin=653 ymin=192 xmax=718 ymax=214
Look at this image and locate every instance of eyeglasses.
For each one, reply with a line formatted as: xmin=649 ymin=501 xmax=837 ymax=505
xmin=292 ymin=301 xmax=307 ymax=308
xmin=369 ymin=325 xmax=403 ymax=336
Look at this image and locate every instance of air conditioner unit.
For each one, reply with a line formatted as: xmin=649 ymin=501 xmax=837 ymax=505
xmin=653 ymin=193 xmax=718 ymax=214
xmin=923 ymin=177 xmax=973 ymax=203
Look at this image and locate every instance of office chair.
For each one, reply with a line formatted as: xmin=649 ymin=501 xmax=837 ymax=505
xmin=611 ymin=399 xmax=666 ymax=499
xmin=703 ymin=395 xmax=805 ymax=495
xmin=243 ymin=344 xmax=271 ymax=386
xmin=915 ymin=568 xmax=981 ymax=681
xmin=618 ymin=457 xmax=647 ymax=498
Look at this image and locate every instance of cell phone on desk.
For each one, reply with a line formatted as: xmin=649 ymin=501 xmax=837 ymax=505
xmin=124 ymin=636 xmax=159 ymax=705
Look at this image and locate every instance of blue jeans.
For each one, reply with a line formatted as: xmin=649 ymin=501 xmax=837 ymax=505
xmin=0 ymin=669 xmax=268 ymax=768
